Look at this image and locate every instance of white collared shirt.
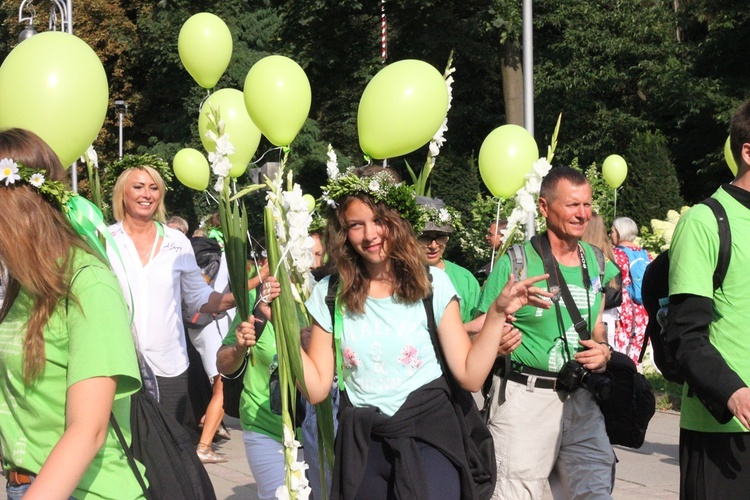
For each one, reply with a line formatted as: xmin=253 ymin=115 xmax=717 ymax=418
xmin=108 ymin=222 xmax=214 ymax=377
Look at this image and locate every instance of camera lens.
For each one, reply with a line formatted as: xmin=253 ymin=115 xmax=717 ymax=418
xmin=582 ymin=371 xmax=614 ymax=401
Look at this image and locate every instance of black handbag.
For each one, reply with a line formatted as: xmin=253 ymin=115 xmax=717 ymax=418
xmin=423 ymin=291 xmax=497 ymax=500
xmin=111 ymin=388 xmax=217 ymax=500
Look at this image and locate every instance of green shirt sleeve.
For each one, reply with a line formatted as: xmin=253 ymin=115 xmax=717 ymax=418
xmin=66 ymin=261 xmax=141 ymax=398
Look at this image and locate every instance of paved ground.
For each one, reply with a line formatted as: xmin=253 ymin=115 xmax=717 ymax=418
xmin=0 ymin=411 xmax=679 ymax=499
xmin=206 ymin=411 xmax=681 ymax=499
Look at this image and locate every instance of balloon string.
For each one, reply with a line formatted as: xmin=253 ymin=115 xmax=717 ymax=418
xmin=250 ymin=146 xmax=284 ymax=167
xmin=489 ymin=197 xmax=502 ymax=273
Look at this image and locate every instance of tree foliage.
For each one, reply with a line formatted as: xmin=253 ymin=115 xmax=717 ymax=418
xmin=0 ymin=0 xmax=748 ymax=257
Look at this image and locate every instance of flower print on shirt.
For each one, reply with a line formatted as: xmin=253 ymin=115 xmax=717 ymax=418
xmin=342 ymin=347 xmax=360 ymax=370
xmin=398 ymin=344 xmax=423 ymax=371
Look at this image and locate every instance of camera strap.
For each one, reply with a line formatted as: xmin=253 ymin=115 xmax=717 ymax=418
xmin=531 ymin=234 xmax=592 ymax=344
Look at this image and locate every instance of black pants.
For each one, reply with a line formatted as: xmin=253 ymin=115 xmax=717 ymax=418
xmin=680 ymin=428 xmax=750 ymax=500
xmin=156 ymin=370 xmax=199 ymax=445
xmin=356 ymin=436 xmax=460 ymax=499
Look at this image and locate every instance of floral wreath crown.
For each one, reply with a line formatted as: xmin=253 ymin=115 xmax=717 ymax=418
xmin=0 ymin=157 xmax=114 ymax=262
xmin=320 ymin=167 xmax=424 ymax=233
xmin=0 ymin=158 xmax=72 ymax=208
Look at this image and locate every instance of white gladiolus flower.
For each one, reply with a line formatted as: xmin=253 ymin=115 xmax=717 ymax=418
xmin=214 ymin=134 xmax=235 ymax=157
xmin=326 ymin=145 xmax=339 ymax=179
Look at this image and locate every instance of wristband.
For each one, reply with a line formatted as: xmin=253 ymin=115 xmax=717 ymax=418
xmin=598 ymin=341 xmax=613 ymax=356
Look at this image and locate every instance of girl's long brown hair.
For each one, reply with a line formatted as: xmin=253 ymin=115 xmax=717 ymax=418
xmin=327 ymin=194 xmax=431 ymax=314
xmin=0 ymin=128 xmax=92 ymax=384
xmin=582 ymin=212 xmax=617 ymax=263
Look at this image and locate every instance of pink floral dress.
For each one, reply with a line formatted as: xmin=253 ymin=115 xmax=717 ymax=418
xmin=613 ymin=246 xmax=650 ymax=365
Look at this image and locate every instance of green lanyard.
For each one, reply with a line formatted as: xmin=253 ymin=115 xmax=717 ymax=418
xmin=332 ymin=287 xmax=346 ymax=391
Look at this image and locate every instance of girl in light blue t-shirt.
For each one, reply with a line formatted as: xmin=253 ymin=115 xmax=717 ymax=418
xmin=299 ymin=167 xmax=550 ymax=499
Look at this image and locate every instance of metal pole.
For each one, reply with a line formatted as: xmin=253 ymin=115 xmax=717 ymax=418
xmin=522 ymin=0 xmax=535 ymax=239
xmin=118 ymin=112 xmax=124 ymax=159
xmin=64 ymin=0 xmax=78 ymax=192
xmin=522 ymin=0 xmax=534 ymax=137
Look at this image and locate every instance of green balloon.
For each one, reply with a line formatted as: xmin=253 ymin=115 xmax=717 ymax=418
xmin=724 ymin=136 xmax=738 ymax=176
xmin=478 ymin=125 xmax=539 ymax=198
xmin=243 ymin=55 xmax=311 ymax=147
xmin=0 ymin=32 xmax=108 ymax=167
xmin=198 ymin=89 xmax=261 ymax=178
xmin=602 ymin=154 xmax=628 ymax=189
xmin=178 ymin=13 xmax=233 ymax=89
xmin=302 ymin=193 xmax=316 ymax=213
xmin=173 ymin=148 xmax=209 ymax=191
xmin=357 ymin=60 xmax=448 ymax=160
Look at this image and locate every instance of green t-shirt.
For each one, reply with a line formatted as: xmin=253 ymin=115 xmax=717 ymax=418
xmin=223 ymin=292 xmax=283 ymax=442
xmin=477 ymin=240 xmax=615 ymax=372
xmin=0 ymin=250 xmax=144 ymax=499
xmin=669 ymin=187 xmax=750 ymax=433
xmin=442 ymin=260 xmax=481 ymax=323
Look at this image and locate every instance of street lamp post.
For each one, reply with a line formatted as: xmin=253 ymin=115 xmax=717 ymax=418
xmin=18 ymin=0 xmax=76 ymax=190
xmin=115 ymin=100 xmax=128 ymax=159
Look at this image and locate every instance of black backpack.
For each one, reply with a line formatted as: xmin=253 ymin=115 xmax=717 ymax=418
xmin=183 ymin=237 xmax=226 ymax=330
xmin=640 ymin=197 xmax=732 ymax=384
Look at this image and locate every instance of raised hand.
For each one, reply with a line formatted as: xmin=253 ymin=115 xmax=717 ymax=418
xmin=493 ymin=273 xmax=553 ymax=317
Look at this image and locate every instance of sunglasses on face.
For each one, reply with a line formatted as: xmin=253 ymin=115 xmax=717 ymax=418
xmin=417 ymin=234 xmax=449 ymax=247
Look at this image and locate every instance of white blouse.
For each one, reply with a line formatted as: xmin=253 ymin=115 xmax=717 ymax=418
xmin=107 ymin=222 xmax=214 ymax=377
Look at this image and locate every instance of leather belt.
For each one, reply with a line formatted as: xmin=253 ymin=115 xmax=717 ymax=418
xmin=507 ymin=370 xmax=558 ymax=390
xmin=7 ymin=470 xmax=34 ymax=485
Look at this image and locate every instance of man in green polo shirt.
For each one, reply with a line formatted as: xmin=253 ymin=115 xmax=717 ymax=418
xmin=477 ymin=166 xmax=615 ymax=499
xmin=668 ymin=99 xmax=750 ymax=498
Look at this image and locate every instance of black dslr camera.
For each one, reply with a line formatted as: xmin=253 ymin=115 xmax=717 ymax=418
xmin=556 ymin=360 xmax=614 ymax=401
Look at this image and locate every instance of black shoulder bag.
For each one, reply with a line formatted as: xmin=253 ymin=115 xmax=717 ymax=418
xmin=532 ymin=234 xmax=655 ymax=449
xmin=423 ymin=284 xmax=497 ymax=500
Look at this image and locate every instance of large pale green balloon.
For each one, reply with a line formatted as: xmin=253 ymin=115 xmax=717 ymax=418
xmin=0 ymin=32 xmax=108 ymax=167
xmin=602 ymin=154 xmax=628 ymax=189
xmin=243 ymin=55 xmax=311 ymax=147
xmin=478 ymin=125 xmax=539 ymax=198
xmin=724 ymin=136 xmax=738 ymax=176
xmin=198 ymin=88 xmax=261 ymax=178
xmin=173 ymin=148 xmax=209 ymax=191
xmin=357 ymin=60 xmax=448 ymax=160
xmin=178 ymin=13 xmax=233 ymax=89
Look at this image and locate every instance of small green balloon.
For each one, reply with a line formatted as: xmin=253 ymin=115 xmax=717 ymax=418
xmin=243 ymin=55 xmax=311 ymax=147
xmin=0 ymin=32 xmax=108 ymax=167
xmin=302 ymin=194 xmax=316 ymax=214
xmin=478 ymin=125 xmax=539 ymax=198
xmin=602 ymin=154 xmax=628 ymax=189
xmin=724 ymin=136 xmax=738 ymax=176
xmin=173 ymin=148 xmax=209 ymax=191
xmin=358 ymin=60 xmax=449 ymax=160
xmin=198 ymin=89 xmax=261 ymax=178
xmin=178 ymin=13 xmax=233 ymax=89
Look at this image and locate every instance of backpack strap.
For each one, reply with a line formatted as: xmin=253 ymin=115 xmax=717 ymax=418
xmin=590 ymin=244 xmax=606 ymax=285
xmin=507 ymin=243 xmax=527 ymax=282
xmin=701 ymin=197 xmax=732 ymax=290
xmin=326 ymin=273 xmax=345 ymax=391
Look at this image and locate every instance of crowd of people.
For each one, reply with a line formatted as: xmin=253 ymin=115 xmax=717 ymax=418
xmin=3 ymin=98 xmax=750 ymax=499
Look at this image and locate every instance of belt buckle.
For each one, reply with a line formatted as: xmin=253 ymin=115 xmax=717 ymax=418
xmin=8 ymin=470 xmax=33 ymax=485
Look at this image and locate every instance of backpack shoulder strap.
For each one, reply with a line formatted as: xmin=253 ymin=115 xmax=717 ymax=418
xmin=701 ymin=197 xmax=732 ymax=290
xmin=326 ymin=272 xmax=346 ymax=391
xmin=589 ymin=244 xmax=606 ymax=281
xmin=507 ymin=244 xmax=527 ymax=282
xmin=325 ymin=272 xmax=340 ymax=324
